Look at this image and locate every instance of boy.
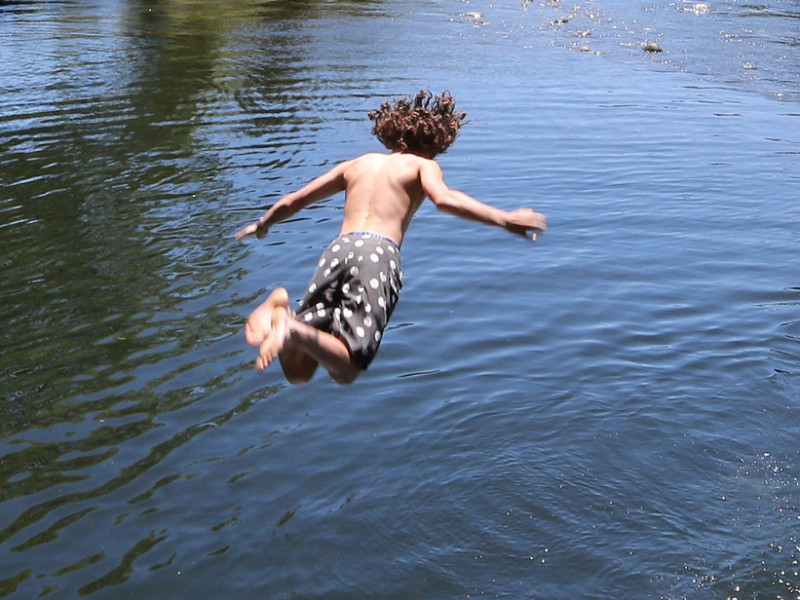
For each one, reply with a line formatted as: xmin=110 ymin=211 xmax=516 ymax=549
xmin=235 ymin=90 xmax=546 ymax=385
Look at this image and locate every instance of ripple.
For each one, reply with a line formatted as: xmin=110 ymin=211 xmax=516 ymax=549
xmin=1 ymin=0 xmax=799 ymax=598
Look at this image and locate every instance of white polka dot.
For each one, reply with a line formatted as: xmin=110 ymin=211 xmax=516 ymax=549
xmin=355 ymin=240 xmax=364 ymax=247
xmin=330 ymin=258 xmax=339 ymax=268
xmin=389 ymin=260 xmax=397 ymax=271
xmin=364 ymin=316 xmax=373 ymax=327
xmin=342 ymin=283 xmax=351 ymax=293
xmin=369 ymin=278 xmax=379 ymax=289
xmin=376 ymin=246 xmax=384 ymax=255
xmin=304 ymin=313 xmax=313 ymax=322
xmin=379 ymin=272 xmax=387 ymax=282
xmin=319 ymin=258 xmax=326 ymax=268
xmin=388 ymin=245 xmax=396 ymax=254
xmin=357 ymin=255 xmax=364 ymax=262
xmin=316 ymin=302 xmax=325 ymax=310
xmin=308 ymin=283 xmax=317 ymax=293
xmin=356 ymin=326 xmax=365 ymax=338
xmin=370 ymin=253 xmax=379 ymax=263
xmin=343 ymin=307 xmax=353 ymax=318
xmin=350 ymin=266 xmax=359 ymax=276
xmin=378 ymin=297 xmax=386 ymax=308
xmin=365 ymin=303 xmax=372 ymax=313
xmin=317 ymin=308 xmax=326 ymax=317
xmin=347 ymin=251 xmax=354 ymax=260
xmin=332 ymin=244 xmax=341 ymax=253
xmin=324 ymin=268 xmax=331 ymax=277
xmin=374 ymin=331 xmax=381 ymax=342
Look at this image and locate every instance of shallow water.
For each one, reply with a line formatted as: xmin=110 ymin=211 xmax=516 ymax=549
xmin=1 ymin=1 xmax=799 ymax=598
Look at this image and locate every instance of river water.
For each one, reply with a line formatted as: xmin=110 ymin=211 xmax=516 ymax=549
xmin=1 ymin=1 xmax=799 ymax=598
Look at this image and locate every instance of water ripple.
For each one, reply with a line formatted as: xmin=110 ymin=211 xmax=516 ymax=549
xmin=1 ymin=0 xmax=799 ymax=599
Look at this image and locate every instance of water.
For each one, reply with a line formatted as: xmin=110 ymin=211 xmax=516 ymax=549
xmin=1 ymin=0 xmax=798 ymax=598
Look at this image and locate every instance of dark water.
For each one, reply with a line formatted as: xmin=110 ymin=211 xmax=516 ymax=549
xmin=1 ymin=1 xmax=799 ymax=598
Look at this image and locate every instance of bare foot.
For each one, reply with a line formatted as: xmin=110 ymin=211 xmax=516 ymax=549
xmin=256 ymin=305 xmax=291 ymax=371
xmin=245 ymin=287 xmax=290 ymax=347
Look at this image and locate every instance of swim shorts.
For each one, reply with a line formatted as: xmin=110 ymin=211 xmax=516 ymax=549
xmin=295 ymin=232 xmax=403 ymax=370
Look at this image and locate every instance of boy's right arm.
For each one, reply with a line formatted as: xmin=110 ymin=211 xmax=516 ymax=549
xmin=420 ymin=161 xmax=546 ymax=240
xmin=235 ymin=161 xmax=351 ymax=240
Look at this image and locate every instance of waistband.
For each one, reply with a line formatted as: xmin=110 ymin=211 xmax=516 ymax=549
xmin=344 ymin=231 xmax=400 ymax=249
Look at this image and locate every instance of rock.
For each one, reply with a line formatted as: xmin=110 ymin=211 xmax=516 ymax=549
xmin=643 ymin=42 xmax=662 ymax=53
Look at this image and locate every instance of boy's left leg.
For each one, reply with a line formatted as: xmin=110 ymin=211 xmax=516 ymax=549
xmin=271 ymin=312 xmax=362 ymax=385
xmin=245 ymin=288 xmax=361 ymax=385
xmin=245 ymin=287 xmax=290 ymax=347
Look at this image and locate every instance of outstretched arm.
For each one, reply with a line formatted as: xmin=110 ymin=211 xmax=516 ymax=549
xmin=235 ymin=160 xmax=350 ymax=240
xmin=420 ymin=161 xmax=546 ymax=240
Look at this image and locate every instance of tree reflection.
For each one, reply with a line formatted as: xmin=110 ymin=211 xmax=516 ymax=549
xmin=0 ymin=1 xmax=386 ymax=597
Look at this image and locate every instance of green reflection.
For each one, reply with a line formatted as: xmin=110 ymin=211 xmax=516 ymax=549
xmin=0 ymin=0 xmax=381 ymax=597
xmin=0 ymin=386 xmax=264 ymax=545
xmin=76 ymin=530 xmax=166 ymax=596
xmin=0 ymin=569 xmax=30 ymax=598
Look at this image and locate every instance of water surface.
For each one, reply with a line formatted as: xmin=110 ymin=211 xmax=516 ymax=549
xmin=1 ymin=1 xmax=799 ymax=599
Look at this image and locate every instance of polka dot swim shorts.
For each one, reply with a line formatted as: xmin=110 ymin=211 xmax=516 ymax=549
xmin=295 ymin=232 xmax=403 ymax=370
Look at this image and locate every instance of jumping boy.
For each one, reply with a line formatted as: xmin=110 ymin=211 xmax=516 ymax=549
xmin=235 ymin=90 xmax=546 ymax=385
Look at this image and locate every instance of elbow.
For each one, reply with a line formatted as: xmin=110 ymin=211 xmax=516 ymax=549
xmin=274 ymin=193 xmax=304 ymax=217
xmin=431 ymin=195 xmax=457 ymax=215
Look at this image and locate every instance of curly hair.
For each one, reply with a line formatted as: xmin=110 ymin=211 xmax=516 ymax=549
xmin=368 ymin=90 xmax=467 ymax=158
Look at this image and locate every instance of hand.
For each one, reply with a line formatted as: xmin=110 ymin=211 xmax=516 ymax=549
xmin=505 ymin=208 xmax=547 ymax=241
xmin=234 ymin=220 xmax=268 ymax=241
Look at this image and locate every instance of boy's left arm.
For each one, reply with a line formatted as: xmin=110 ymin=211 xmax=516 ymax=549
xmin=235 ymin=161 xmax=350 ymax=240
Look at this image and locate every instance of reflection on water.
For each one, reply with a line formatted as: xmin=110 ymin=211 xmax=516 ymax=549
xmin=1 ymin=0 xmax=799 ymax=598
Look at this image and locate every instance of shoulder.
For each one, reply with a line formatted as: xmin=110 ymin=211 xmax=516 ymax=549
xmin=416 ymin=156 xmax=442 ymax=176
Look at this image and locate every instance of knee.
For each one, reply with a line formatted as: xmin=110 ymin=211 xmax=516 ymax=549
xmin=286 ymin=372 xmax=314 ymax=386
xmin=279 ymin=351 xmax=317 ymax=385
xmin=331 ymin=366 xmax=362 ymax=386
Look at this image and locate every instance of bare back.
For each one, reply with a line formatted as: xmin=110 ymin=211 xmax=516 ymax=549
xmin=339 ymin=152 xmax=430 ymax=246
